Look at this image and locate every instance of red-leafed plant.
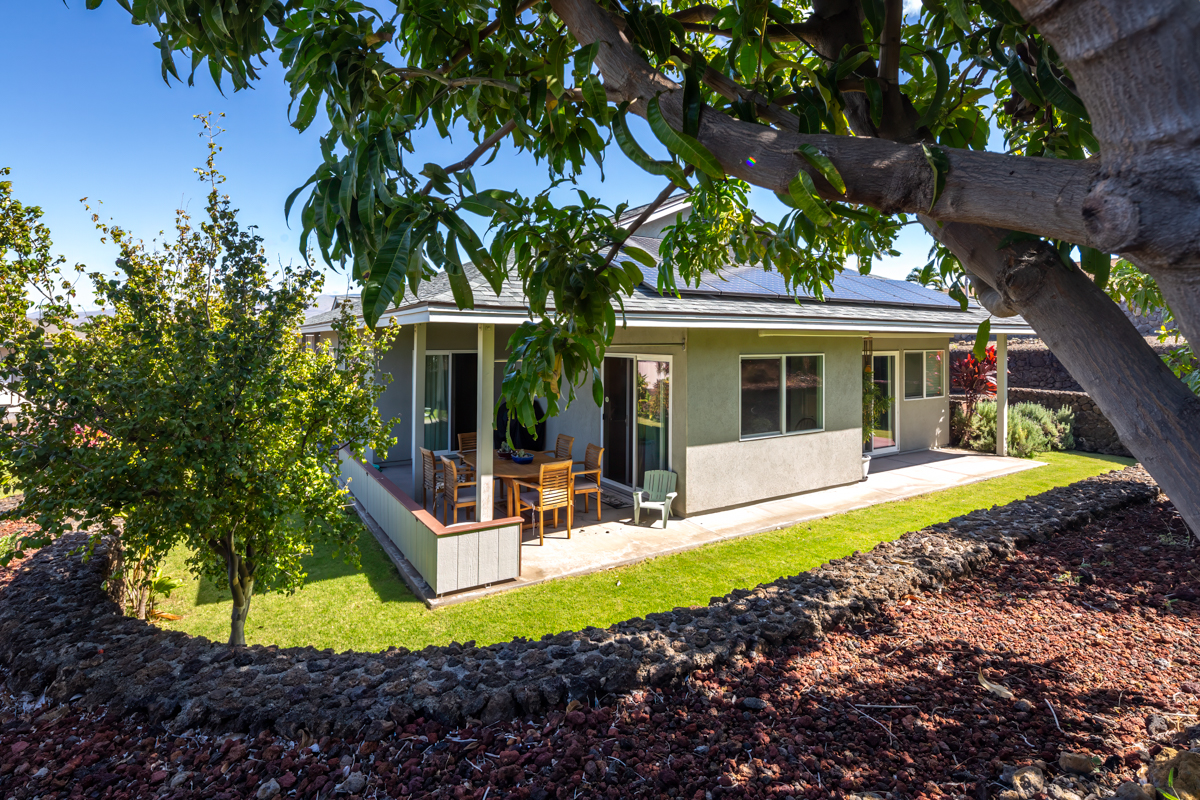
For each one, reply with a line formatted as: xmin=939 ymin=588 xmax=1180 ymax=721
xmin=953 ymin=345 xmax=998 ymax=419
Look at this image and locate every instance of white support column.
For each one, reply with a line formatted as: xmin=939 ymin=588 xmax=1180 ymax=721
xmin=476 ymin=324 xmax=495 ymax=521
xmin=411 ymin=323 xmax=427 ymax=499
xmin=996 ymin=333 xmax=1008 ymax=457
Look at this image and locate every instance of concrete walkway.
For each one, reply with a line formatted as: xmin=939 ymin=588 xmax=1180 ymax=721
xmin=382 ymin=448 xmax=1043 ymax=606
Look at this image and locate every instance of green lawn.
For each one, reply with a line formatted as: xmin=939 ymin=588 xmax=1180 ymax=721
xmin=154 ymin=450 xmax=1134 ymax=651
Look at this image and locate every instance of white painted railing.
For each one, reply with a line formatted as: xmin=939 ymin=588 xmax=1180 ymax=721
xmin=338 ymin=449 xmax=522 ymax=595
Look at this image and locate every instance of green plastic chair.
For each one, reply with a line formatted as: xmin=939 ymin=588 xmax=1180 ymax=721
xmin=634 ymin=470 xmax=678 ymax=527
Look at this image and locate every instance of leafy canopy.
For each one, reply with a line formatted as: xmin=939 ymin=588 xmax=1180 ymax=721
xmin=93 ymin=0 xmax=1108 ymax=426
xmin=0 ymin=117 xmax=394 ymax=642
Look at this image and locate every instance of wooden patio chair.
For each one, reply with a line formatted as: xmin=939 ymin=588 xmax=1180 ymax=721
xmin=572 ymin=443 xmax=604 ymax=521
xmin=457 ymin=431 xmax=477 ymax=453
xmin=634 ymin=470 xmax=678 ymax=528
xmin=440 ymin=456 xmax=477 ymax=525
xmin=515 ymin=461 xmax=573 ymax=545
xmin=554 ymin=433 xmax=574 ymax=459
xmin=419 ymin=447 xmax=444 ymax=513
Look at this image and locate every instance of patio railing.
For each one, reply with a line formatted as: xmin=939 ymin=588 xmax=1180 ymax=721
xmin=338 ymin=447 xmax=523 ymax=596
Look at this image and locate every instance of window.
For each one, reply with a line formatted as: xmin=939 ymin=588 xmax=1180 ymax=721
xmin=740 ymin=355 xmax=824 ymax=439
xmin=904 ymin=349 xmax=945 ymax=399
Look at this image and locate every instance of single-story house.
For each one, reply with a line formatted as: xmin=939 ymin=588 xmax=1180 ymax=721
xmin=305 ymin=196 xmax=1034 ymax=521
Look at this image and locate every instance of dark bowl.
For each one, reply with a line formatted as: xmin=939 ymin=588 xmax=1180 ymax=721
xmin=512 ymin=454 xmax=534 ymax=464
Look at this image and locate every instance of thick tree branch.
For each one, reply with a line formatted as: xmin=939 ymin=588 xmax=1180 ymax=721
xmin=601 ymin=168 xmax=693 ymax=272
xmin=420 ymin=120 xmax=517 ymax=196
xmin=877 ymin=0 xmax=902 ymax=85
xmin=1009 ymin=0 xmax=1200 ymax=343
xmin=551 ymin=0 xmax=1101 ymax=247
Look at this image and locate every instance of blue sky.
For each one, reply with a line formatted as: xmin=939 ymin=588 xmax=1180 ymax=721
xmin=1 ymin=1 xmax=931 ymax=307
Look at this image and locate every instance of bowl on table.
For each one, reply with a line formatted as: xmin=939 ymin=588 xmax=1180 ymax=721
xmin=511 ymin=453 xmax=534 ymax=464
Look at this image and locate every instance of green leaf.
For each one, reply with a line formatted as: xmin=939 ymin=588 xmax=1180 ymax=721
xmin=1036 ymin=55 xmax=1088 ymax=119
xmin=945 ymin=0 xmax=972 ymax=30
xmin=612 ymin=109 xmax=692 ymax=188
xmin=572 ymin=42 xmax=599 ymax=81
xmin=362 ymin=223 xmax=413 ymax=326
xmin=787 ymin=169 xmax=834 ymax=227
xmin=292 ymin=89 xmax=319 ymax=132
xmin=865 ymin=77 xmax=884 ymax=129
xmin=581 ymin=75 xmax=610 ymax=124
xmin=646 ymin=96 xmax=723 ymax=179
xmin=795 ymin=144 xmax=845 ymax=194
xmin=973 ymin=317 xmax=992 ymax=361
xmin=1079 ymin=246 xmax=1111 ymax=289
xmin=620 ymin=244 xmax=657 ymax=269
xmin=920 ymin=143 xmax=951 ymax=211
xmin=441 ymin=233 xmax=475 ymax=310
xmin=916 ymin=48 xmax=950 ymax=128
xmin=1006 ymin=58 xmax=1046 ymax=107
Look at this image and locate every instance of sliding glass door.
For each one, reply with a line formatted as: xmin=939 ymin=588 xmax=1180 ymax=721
xmin=864 ymin=352 xmax=898 ymax=454
xmin=603 ymin=355 xmax=671 ymax=490
xmin=423 ymin=354 xmax=450 ymax=451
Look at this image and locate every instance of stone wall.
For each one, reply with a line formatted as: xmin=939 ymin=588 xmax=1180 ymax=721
xmin=0 ymin=467 xmax=1158 ymax=738
xmin=950 ymin=340 xmax=1083 ymax=391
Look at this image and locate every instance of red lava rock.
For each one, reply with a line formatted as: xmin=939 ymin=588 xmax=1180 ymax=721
xmin=1 ymin=498 xmax=1196 ymax=800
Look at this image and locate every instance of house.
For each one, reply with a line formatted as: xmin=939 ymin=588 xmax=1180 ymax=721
xmin=304 ymin=197 xmax=1034 ymax=596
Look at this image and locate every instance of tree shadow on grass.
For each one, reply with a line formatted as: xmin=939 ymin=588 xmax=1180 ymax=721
xmin=192 ymin=528 xmax=419 ymax=608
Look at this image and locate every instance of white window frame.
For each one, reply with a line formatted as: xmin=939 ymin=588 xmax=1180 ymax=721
xmin=902 ymin=349 xmax=946 ymax=401
xmin=738 ymin=353 xmax=826 ymax=441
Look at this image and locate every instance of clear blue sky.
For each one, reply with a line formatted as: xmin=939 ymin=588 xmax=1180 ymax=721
xmin=1 ymin=1 xmax=929 ymax=306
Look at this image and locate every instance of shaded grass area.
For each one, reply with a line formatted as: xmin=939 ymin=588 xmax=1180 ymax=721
xmin=155 ymin=451 xmax=1134 ymax=651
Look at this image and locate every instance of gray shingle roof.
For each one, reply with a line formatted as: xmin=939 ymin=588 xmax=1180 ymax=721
xmin=302 ymin=229 xmax=1031 ymax=334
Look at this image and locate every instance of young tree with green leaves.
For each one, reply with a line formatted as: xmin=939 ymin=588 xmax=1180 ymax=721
xmin=0 ymin=118 xmax=394 ymax=645
xmin=54 ymin=0 xmax=1200 ymax=535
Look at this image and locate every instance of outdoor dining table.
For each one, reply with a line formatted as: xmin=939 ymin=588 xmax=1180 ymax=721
xmin=458 ymin=449 xmax=572 ymax=519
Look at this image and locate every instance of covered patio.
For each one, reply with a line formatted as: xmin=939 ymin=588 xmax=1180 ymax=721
xmin=373 ymin=447 xmax=1043 ymax=607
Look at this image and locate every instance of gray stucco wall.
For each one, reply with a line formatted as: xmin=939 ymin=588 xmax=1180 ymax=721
xmin=375 ymin=326 xmax=414 ymax=464
xmin=876 ymin=336 xmax=952 ymax=453
xmin=684 ymin=331 xmax=863 ymax=515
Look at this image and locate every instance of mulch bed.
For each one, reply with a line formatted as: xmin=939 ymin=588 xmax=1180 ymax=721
xmin=1 ymin=499 xmax=1197 ymax=800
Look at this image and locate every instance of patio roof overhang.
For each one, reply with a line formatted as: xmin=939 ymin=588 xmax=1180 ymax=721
xmin=300 ymin=300 xmax=1037 ymax=337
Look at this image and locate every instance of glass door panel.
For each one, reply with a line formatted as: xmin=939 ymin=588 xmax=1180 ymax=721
xmin=635 ymin=360 xmax=670 ymax=487
xmin=869 ymin=353 xmax=897 ymax=452
xmin=602 ymin=357 xmax=633 ymax=485
xmin=423 ymin=354 xmax=450 ymax=451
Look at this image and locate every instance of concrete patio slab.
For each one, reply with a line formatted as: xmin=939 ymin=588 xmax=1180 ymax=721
xmin=373 ymin=448 xmax=1043 ymax=606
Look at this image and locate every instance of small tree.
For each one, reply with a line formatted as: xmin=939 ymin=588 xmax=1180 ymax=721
xmin=0 ymin=117 xmax=394 ymax=646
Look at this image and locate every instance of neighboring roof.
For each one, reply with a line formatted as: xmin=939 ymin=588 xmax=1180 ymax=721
xmin=302 ymin=199 xmax=1034 ymax=337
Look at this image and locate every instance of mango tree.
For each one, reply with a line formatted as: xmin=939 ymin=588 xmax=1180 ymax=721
xmin=68 ymin=0 xmax=1200 ymax=535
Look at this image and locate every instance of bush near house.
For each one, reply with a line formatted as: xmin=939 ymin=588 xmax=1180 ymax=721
xmin=955 ymin=400 xmax=1075 ymax=458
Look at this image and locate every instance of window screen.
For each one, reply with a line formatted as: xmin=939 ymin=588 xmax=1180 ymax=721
xmin=904 ymin=351 xmax=924 ymax=399
xmin=925 ymin=351 xmax=944 ymax=397
xmin=740 ymin=358 xmax=781 ymax=437
xmin=785 ymin=355 xmax=823 ymax=432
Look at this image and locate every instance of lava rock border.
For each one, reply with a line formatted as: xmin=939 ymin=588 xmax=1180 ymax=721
xmin=0 ymin=465 xmax=1158 ymax=740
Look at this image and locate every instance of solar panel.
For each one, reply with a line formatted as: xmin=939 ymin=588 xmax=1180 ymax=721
xmin=630 ymin=246 xmax=960 ymax=309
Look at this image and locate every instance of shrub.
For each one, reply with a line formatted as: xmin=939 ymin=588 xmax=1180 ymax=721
xmin=951 ymin=346 xmax=998 ymax=417
xmin=961 ymin=400 xmax=1075 ymax=458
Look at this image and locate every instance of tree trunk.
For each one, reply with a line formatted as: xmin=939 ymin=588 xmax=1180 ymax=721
xmin=934 ymin=223 xmax=1200 ymax=536
xmin=228 ymin=574 xmax=254 ymax=647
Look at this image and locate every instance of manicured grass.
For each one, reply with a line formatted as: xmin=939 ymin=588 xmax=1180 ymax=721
xmin=154 ymin=450 xmax=1134 ymax=651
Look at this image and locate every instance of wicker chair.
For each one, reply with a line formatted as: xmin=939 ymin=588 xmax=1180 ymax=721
xmin=440 ymin=456 xmax=477 ymax=525
xmin=515 ymin=461 xmax=574 ymax=545
xmin=419 ymin=447 xmax=444 ymax=512
xmin=572 ymin=443 xmax=604 ymax=521
xmin=457 ymin=431 xmax=477 ymax=452
xmin=554 ymin=433 xmax=574 ymax=460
